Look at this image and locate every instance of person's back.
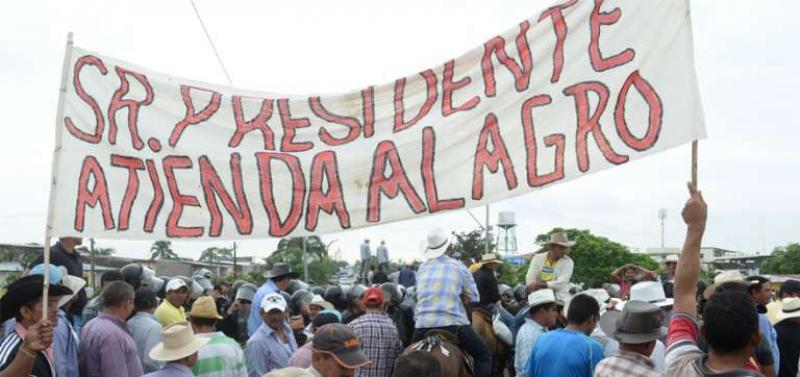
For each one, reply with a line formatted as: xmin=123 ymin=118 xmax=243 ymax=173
xmin=415 ymin=256 xmax=475 ymax=328
xmin=193 ymin=332 xmax=247 ymax=377
xmin=528 ymin=328 xmax=603 ymax=377
xmin=350 ymin=294 xmax=402 ymax=377
xmin=527 ymin=294 xmax=604 ymax=377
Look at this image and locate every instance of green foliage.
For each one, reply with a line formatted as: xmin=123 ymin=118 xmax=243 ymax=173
xmin=534 ymin=228 xmax=660 ymax=286
xmin=199 ymin=247 xmax=233 ymax=263
xmin=496 ymin=262 xmax=522 ymax=286
xmin=265 ymin=236 xmax=338 ymax=285
xmin=450 ymin=229 xmax=496 ymax=265
xmin=150 ymin=240 xmax=178 ymax=260
xmin=761 ymin=243 xmax=800 ymax=274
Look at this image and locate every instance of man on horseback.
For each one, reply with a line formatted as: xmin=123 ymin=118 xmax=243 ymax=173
xmin=413 ymin=228 xmax=492 ymax=377
xmin=525 ymin=232 xmax=576 ymax=302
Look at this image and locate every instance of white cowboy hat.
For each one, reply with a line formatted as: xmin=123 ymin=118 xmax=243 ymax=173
xmin=527 ymin=289 xmax=556 ymax=308
xmin=778 ymin=297 xmax=800 ymax=322
xmin=149 ymin=322 xmax=210 ymax=362
xmin=58 ymin=274 xmax=86 ymax=308
xmin=310 ymin=294 xmax=334 ymax=311
xmin=421 ymin=228 xmax=450 ymax=260
xmin=629 ymin=281 xmax=673 ymax=308
xmin=664 ymin=254 xmax=679 ymax=263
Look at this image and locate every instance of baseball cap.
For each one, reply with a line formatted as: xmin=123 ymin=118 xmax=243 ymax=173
xmin=313 ymin=324 xmax=370 ymax=368
xmin=261 ymin=293 xmax=287 ymax=313
xmin=166 ymin=278 xmax=188 ymax=292
xmin=363 ymin=287 xmax=384 ymax=307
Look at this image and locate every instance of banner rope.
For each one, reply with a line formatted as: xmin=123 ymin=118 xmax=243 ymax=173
xmin=188 ymin=0 xmax=234 ymax=85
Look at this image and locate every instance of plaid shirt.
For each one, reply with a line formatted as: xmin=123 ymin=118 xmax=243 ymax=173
xmin=414 ymin=256 xmax=479 ymax=328
xmin=349 ymin=313 xmax=402 ymax=377
xmin=594 ymin=350 xmax=661 ymax=377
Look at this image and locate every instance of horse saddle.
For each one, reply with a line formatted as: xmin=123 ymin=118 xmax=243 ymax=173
xmin=412 ymin=330 xmax=474 ymax=374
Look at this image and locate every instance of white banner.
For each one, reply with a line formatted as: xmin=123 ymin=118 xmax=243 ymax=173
xmin=48 ymin=0 xmax=705 ymax=240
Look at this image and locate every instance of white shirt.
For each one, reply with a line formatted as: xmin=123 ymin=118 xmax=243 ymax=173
xmin=525 ymin=252 xmax=574 ymax=301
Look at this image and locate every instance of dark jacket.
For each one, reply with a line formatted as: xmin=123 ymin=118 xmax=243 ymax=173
xmin=473 ymin=266 xmax=500 ymax=310
xmin=31 ymin=242 xmax=87 ymax=317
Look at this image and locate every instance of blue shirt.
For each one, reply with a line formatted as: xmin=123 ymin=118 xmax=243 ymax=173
xmin=515 ymin=318 xmax=546 ymax=377
xmin=414 ymin=256 xmax=479 ymax=328
xmin=759 ymin=313 xmax=780 ymax=375
xmin=398 ymin=269 xmax=416 ymax=287
xmin=245 ymin=321 xmax=297 ymax=377
xmin=248 ymin=280 xmax=278 ymax=336
xmin=54 ymin=310 xmax=80 ymax=377
xmin=526 ymin=328 xmax=604 ymax=377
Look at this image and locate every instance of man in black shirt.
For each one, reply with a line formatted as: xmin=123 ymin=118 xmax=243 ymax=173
xmin=30 ymin=238 xmax=87 ymax=320
xmin=775 ymin=298 xmax=800 ymax=377
xmin=473 ymin=253 xmax=503 ymax=311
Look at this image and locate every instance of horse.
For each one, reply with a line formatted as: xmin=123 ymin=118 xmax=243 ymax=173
xmin=403 ymin=330 xmax=472 ymax=377
xmin=471 ymin=307 xmax=509 ymax=376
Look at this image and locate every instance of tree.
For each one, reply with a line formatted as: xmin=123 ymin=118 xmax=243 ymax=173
xmin=521 ymin=228 xmax=660 ymax=286
xmin=450 ymin=229 xmax=496 ymax=265
xmin=761 ymin=243 xmax=800 ymax=274
xmin=95 ymin=247 xmax=115 ymax=256
xmin=150 ymin=240 xmax=178 ymax=260
xmin=266 ymin=236 xmax=336 ymax=284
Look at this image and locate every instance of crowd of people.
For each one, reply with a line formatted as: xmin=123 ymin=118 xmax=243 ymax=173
xmin=1 ymin=183 xmax=799 ymax=377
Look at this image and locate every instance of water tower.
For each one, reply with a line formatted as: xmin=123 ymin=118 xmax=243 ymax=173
xmin=495 ymin=211 xmax=517 ymax=253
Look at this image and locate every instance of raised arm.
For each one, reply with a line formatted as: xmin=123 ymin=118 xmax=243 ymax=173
xmin=673 ymin=182 xmax=707 ymax=318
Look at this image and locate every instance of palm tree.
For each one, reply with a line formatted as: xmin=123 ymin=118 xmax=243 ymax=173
xmin=150 ymin=240 xmax=178 ymax=260
xmin=95 ymin=247 xmax=115 ymax=256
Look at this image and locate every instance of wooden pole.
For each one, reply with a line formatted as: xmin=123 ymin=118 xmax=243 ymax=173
xmin=691 ymin=140 xmax=698 ymax=187
xmin=43 ymin=32 xmax=74 ymax=317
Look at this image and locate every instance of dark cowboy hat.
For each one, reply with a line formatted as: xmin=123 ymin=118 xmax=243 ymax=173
xmin=1 ymin=275 xmax=73 ymax=322
xmin=263 ymin=263 xmax=300 ymax=279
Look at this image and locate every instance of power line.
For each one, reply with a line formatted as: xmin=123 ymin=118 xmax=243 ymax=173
xmin=188 ymin=0 xmax=234 ymax=85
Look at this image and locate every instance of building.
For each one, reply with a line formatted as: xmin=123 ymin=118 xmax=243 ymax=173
xmin=636 ymin=246 xmax=771 ymax=275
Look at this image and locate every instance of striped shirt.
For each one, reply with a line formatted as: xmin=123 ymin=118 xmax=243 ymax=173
xmin=414 ymin=256 xmax=479 ymax=328
xmin=349 ymin=313 xmax=403 ymax=377
xmin=193 ymin=332 xmax=247 ymax=377
xmin=0 ymin=327 xmax=54 ymax=377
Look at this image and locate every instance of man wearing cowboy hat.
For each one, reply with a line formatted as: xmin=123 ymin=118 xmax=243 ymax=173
xmin=156 ymin=278 xmax=190 ymax=328
xmin=246 ymin=293 xmax=298 ymax=376
xmin=473 ymin=253 xmax=503 ymax=311
xmin=0 ymin=274 xmax=73 ymax=377
xmin=775 ymin=297 xmax=800 ymax=377
xmin=413 ymin=228 xmax=492 ymax=377
xmin=595 ymin=301 xmax=667 ymax=377
xmin=661 ymin=254 xmax=679 ymax=298
xmin=248 ymin=263 xmax=299 ymax=337
xmin=145 ymin=322 xmax=211 ymax=377
xmin=514 ymin=289 xmax=558 ymax=377
xmin=525 ymin=231 xmax=576 ymax=302
xmin=266 ymin=323 xmax=370 ymax=377
xmin=188 ymin=297 xmax=247 ymax=377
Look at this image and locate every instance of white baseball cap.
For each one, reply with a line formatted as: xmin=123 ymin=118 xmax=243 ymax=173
xmin=166 ymin=278 xmax=188 ymax=292
xmin=261 ymin=293 xmax=287 ymax=313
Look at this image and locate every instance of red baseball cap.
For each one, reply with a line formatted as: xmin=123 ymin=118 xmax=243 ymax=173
xmin=363 ymin=287 xmax=384 ymax=307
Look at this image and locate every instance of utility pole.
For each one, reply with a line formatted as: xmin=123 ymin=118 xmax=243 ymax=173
xmin=485 ymin=205 xmax=490 ymax=254
xmin=89 ymin=238 xmax=96 ymax=290
xmin=302 ymin=237 xmax=308 ymax=282
xmin=233 ymin=241 xmax=237 ymax=278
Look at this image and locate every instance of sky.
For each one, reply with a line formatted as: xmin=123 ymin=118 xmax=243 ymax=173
xmin=1 ymin=0 xmax=797 ymax=263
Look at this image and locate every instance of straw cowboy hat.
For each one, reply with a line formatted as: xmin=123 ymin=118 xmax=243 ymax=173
xmin=778 ymin=297 xmax=800 ymax=322
xmin=479 ymin=253 xmax=503 ymax=266
xmin=547 ymin=232 xmax=576 ymax=248
xmin=599 ymin=300 xmax=667 ymax=344
xmin=189 ymin=296 xmax=223 ymax=320
xmin=527 ymin=289 xmax=556 ymax=308
xmin=310 ymin=294 xmax=334 ymax=311
xmin=421 ymin=228 xmax=450 ymax=260
xmin=149 ymin=322 xmax=210 ymax=362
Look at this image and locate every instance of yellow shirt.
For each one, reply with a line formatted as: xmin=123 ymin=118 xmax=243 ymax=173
xmin=469 ymin=263 xmax=482 ymax=274
xmin=538 ymin=259 xmax=557 ymax=282
xmin=154 ymin=300 xmax=186 ymax=328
